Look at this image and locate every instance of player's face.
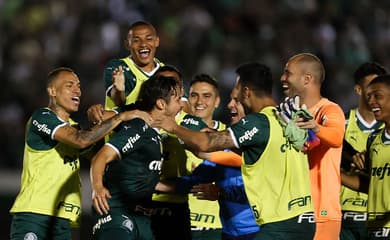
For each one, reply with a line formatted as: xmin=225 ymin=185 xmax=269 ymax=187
xmin=164 ymin=87 xmax=182 ymax=118
xmin=50 ymin=71 xmax=81 ymax=113
xmin=367 ymin=82 xmax=390 ymax=123
xmin=189 ymin=82 xmax=220 ymax=122
xmin=234 ymin=77 xmax=251 ymax=115
xmin=280 ymin=59 xmax=306 ymax=97
xmin=127 ymin=25 xmax=160 ymax=67
xmin=156 ymin=70 xmax=184 ymax=97
xmin=227 ymin=86 xmax=245 ymax=124
xmin=356 ymin=74 xmax=378 ymax=108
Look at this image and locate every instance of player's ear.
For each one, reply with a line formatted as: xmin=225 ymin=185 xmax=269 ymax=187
xmin=155 ymin=36 xmax=160 ymax=48
xmin=354 ymin=84 xmax=362 ymax=96
xmin=215 ymin=95 xmax=221 ymax=108
xmin=47 ymin=86 xmax=56 ymax=97
xmin=156 ymin=98 xmax=165 ymax=110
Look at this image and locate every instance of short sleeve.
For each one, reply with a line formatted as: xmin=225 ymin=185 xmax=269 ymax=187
xmin=26 ymin=108 xmax=68 ymax=150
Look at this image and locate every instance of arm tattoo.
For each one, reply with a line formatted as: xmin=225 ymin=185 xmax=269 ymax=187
xmin=205 ymin=131 xmax=233 ymax=151
xmin=77 ymin=114 xmax=122 ymax=144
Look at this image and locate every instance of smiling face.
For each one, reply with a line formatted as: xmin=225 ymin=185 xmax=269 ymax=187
xmin=227 ymin=83 xmax=246 ymax=124
xmin=164 ymin=87 xmax=183 ymax=118
xmin=355 ymin=74 xmax=379 ymax=109
xmin=280 ymin=58 xmax=306 ymax=97
xmin=188 ymin=81 xmax=220 ymax=124
xmin=127 ymin=24 xmax=160 ymax=69
xmin=48 ymin=70 xmax=81 ymax=114
xmin=367 ymin=82 xmax=390 ymax=123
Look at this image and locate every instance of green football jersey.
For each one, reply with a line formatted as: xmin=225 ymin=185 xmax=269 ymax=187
xmin=367 ymin=128 xmax=390 ymax=228
xmin=10 ymin=108 xmax=81 ymax=225
xmin=229 ymin=106 xmax=312 ymax=225
xmin=341 ymin=109 xmax=383 ymax=212
xmin=104 ymin=118 xmax=163 ymax=208
xmin=103 ymin=57 xmax=163 ymax=110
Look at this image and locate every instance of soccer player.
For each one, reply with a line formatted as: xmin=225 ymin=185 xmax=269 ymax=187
xmin=341 ymin=74 xmax=390 ymax=239
xmin=9 ymin=67 xmax=149 ymax=240
xmin=154 ymin=62 xmax=315 ymax=239
xmin=185 ymin=74 xmax=224 ymax=239
xmin=87 ymin=65 xmax=197 ymax=240
xmin=280 ymin=53 xmax=345 ymax=240
xmin=159 ymin=82 xmax=261 ymax=240
xmin=90 ymin=74 xmax=182 ymax=239
xmin=148 ymin=65 xmax=193 ymax=240
xmin=340 ymin=62 xmax=386 ymax=240
xmin=104 ymin=20 xmax=163 ymax=110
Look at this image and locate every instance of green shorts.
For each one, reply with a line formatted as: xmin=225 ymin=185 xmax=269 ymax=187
xmin=10 ymin=212 xmax=71 ymax=240
xmin=255 ymin=213 xmax=315 ymax=240
xmin=191 ymin=226 xmax=222 ymax=240
xmin=150 ymin=201 xmax=191 ymax=240
xmin=92 ymin=207 xmax=154 ymax=240
xmin=368 ymin=227 xmax=390 ymax=239
xmin=340 ymin=211 xmax=368 ymax=240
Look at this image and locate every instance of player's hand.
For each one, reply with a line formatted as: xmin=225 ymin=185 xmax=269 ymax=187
xmin=112 ymin=66 xmax=125 ymax=92
xmin=191 ymin=183 xmax=220 ymax=201
xmin=351 ymin=151 xmax=366 ymax=170
xmin=295 ymin=118 xmax=320 ymax=133
xmin=151 ymin=115 xmax=177 ymax=133
xmin=87 ymin=104 xmax=105 ymax=125
xmin=120 ymin=110 xmax=153 ymax=125
xmin=92 ymin=185 xmax=112 ymax=215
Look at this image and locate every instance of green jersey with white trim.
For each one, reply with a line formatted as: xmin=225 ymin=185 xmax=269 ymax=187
xmin=367 ymin=128 xmax=390 ymax=228
xmin=229 ymin=106 xmax=312 ymax=225
xmin=341 ymin=109 xmax=383 ymax=212
xmin=10 ymin=108 xmax=81 ymax=225
xmin=104 ymin=57 xmax=163 ymax=110
xmin=104 ymin=118 xmax=163 ymax=208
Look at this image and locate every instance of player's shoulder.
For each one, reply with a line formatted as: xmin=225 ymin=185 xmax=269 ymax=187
xmin=120 ymin=117 xmax=151 ymax=133
xmin=180 ymin=114 xmax=208 ymax=130
xmin=104 ymin=58 xmax=128 ymax=69
xmin=31 ymin=108 xmax=58 ymax=121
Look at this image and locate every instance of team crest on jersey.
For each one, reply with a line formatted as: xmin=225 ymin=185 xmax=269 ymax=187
xmin=24 ymin=232 xmax=38 ymax=240
xmin=122 ymin=219 xmax=134 ymax=231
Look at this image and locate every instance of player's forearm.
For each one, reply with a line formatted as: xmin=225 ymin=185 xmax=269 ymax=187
xmin=172 ymin=125 xmax=210 ymax=151
xmin=315 ymin=124 xmax=344 ymax=147
xmin=341 ymin=171 xmax=360 ymax=191
xmin=110 ymin=88 xmax=126 ymax=106
xmin=155 ymin=180 xmax=177 ymax=193
xmin=74 ymin=113 xmax=125 ymax=148
xmin=90 ymin=156 xmax=106 ymax=190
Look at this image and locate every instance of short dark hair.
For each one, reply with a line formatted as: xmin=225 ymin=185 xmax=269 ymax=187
xmin=189 ymin=74 xmax=219 ymax=95
xmin=47 ymin=67 xmax=75 ymax=87
xmin=368 ymin=74 xmax=390 ymax=88
xmin=236 ymin=62 xmax=273 ymax=96
xmin=137 ymin=75 xmax=178 ymax=111
xmin=353 ymin=62 xmax=387 ymax=85
xmin=155 ymin=65 xmax=182 ymax=80
xmin=128 ymin=21 xmax=157 ymax=37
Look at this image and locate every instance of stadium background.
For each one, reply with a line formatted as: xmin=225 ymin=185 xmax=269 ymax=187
xmin=1 ymin=0 xmax=390 ymax=238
